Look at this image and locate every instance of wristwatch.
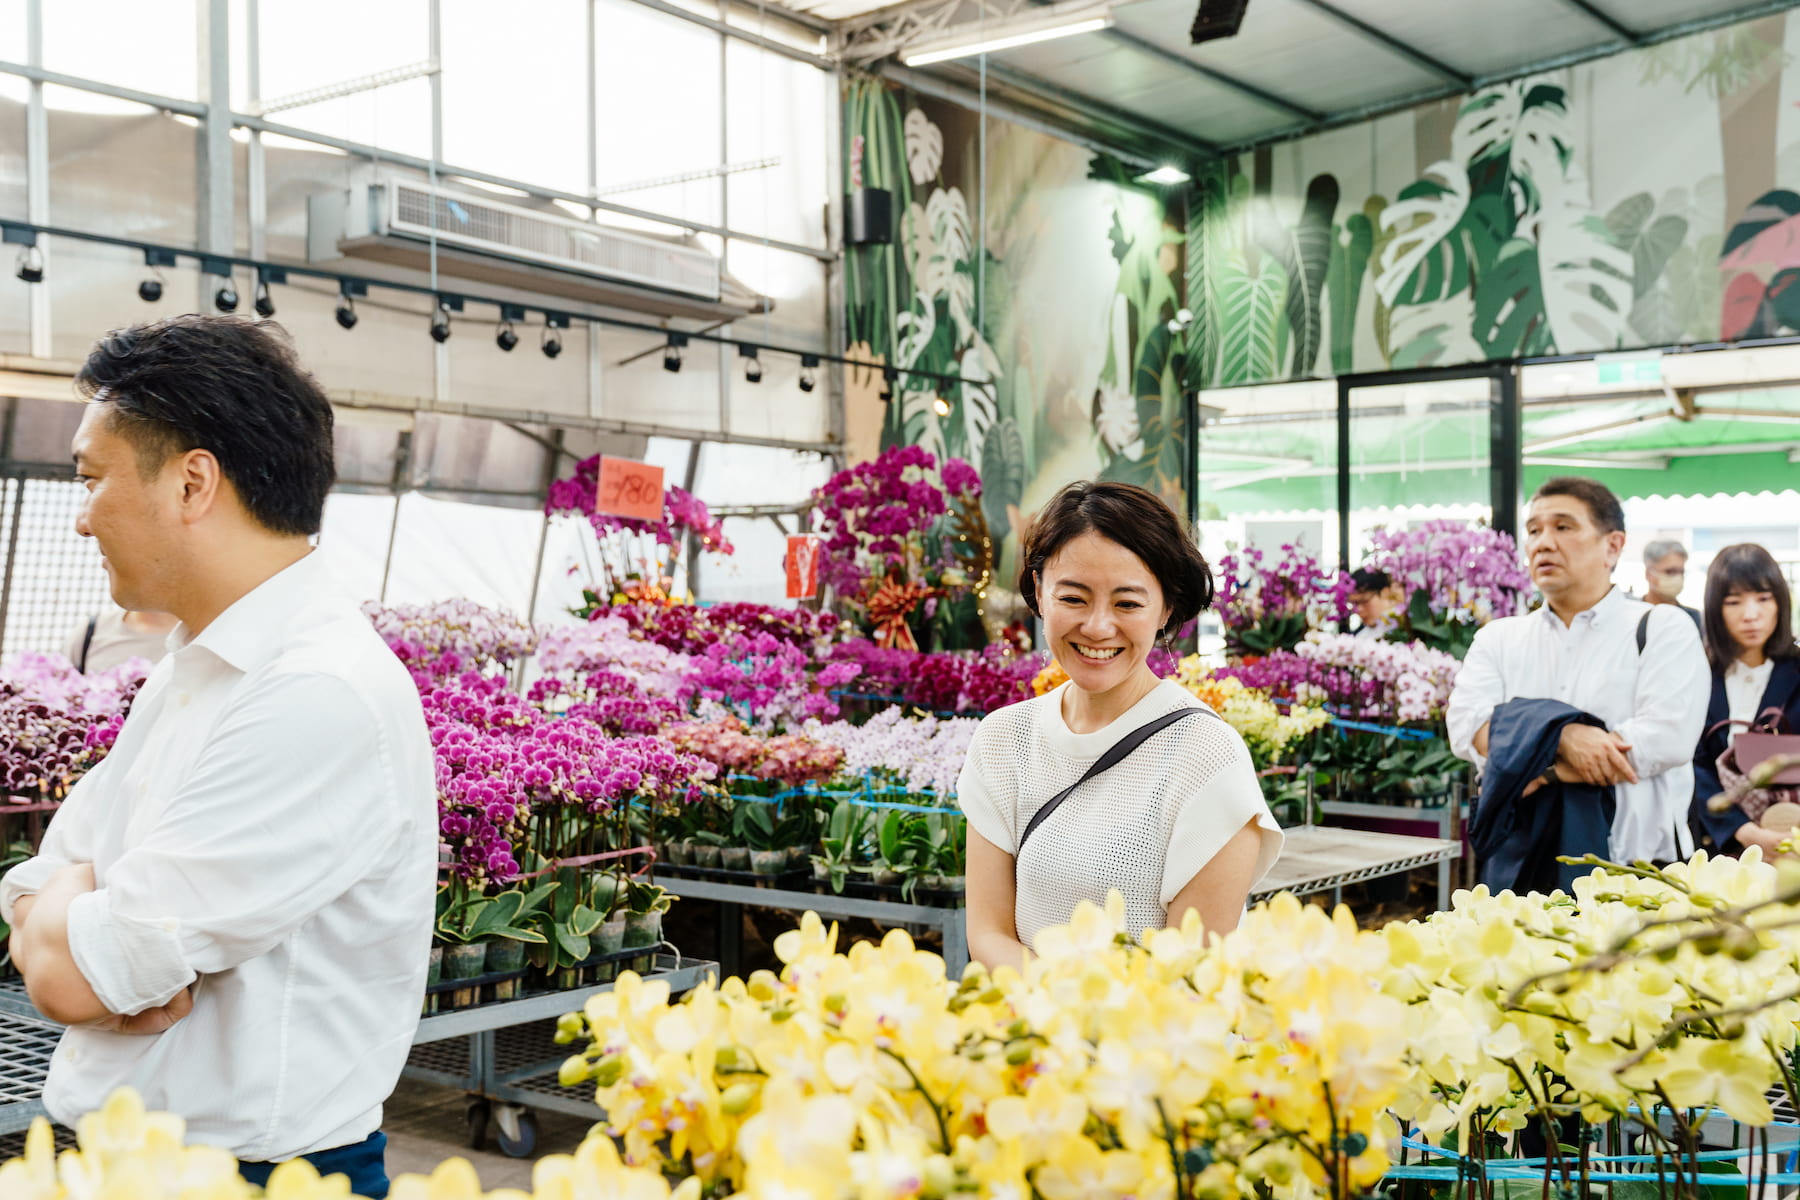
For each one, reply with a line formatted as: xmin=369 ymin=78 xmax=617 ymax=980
xmin=1537 ymin=766 xmax=1559 ymax=788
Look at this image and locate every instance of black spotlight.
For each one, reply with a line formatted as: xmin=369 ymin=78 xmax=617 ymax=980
xmin=542 ymin=312 xmax=568 ymax=359
xmin=431 ymin=302 xmax=453 ymax=344
xmin=334 ymin=294 xmax=358 ymax=330
xmin=879 ymin=366 xmax=897 ymax=403
xmin=739 ymin=344 xmax=763 ymax=383
xmin=798 ymin=354 xmax=819 ymax=394
xmin=15 ymin=245 xmax=44 ymax=284
xmin=138 ymin=276 xmax=163 ymax=303
xmin=214 ymin=280 xmax=239 ymax=313
xmin=662 ymin=333 xmax=686 ymax=373
xmin=496 ymin=321 xmax=518 ymax=352
xmin=255 ymin=280 xmax=276 ymax=318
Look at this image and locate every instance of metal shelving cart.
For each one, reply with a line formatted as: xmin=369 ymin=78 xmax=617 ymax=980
xmin=0 ymin=957 xmax=718 ymax=1158
xmin=403 ymin=952 xmax=717 ymax=1157
xmin=1253 ymin=825 xmax=1462 ymax=910
xmin=660 ymin=875 xmax=968 ymax=977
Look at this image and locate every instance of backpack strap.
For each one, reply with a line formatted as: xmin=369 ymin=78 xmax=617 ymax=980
xmin=1017 ymin=706 xmax=1211 ymax=854
xmin=1636 ymin=610 xmax=1651 ymax=654
xmin=77 ymin=613 xmax=98 ymax=674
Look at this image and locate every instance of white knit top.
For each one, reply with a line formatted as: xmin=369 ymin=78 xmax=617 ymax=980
xmin=957 ymin=679 xmax=1284 ymax=950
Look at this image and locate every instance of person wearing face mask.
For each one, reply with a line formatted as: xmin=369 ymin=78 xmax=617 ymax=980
xmin=1446 ymin=477 xmax=1710 ymax=887
xmin=1689 ymin=543 xmax=1800 ymax=855
xmin=1639 ymin=538 xmax=1702 ymax=630
xmin=957 ymin=481 xmax=1283 ymax=971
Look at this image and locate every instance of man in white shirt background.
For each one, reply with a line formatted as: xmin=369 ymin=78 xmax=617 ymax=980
xmin=0 ymin=315 xmax=437 ymax=1197
xmin=1447 ymin=477 xmax=1711 ymax=868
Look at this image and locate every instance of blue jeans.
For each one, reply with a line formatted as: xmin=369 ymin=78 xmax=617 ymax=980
xmin=238 ymin=1130 xmax=388 ymax=1198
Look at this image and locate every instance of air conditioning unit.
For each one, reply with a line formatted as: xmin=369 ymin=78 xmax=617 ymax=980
xmin=307 ymin=179 xmax=770 ymax=322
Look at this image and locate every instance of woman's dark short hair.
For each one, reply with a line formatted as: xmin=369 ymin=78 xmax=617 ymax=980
xmin=1531 ymin=476 xmax=1625 ymax=535
xmin=1018 ymin=480 xmax=1213 ymax=636
xmin=76 ymin=316 xmax=336 ymax=537
xmin=1703 ymin=543 xmax=1797 ymax=671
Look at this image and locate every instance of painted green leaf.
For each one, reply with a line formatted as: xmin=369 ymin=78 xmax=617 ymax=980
xmin=1628 ymin=286 xmax=1683 ymax=344
xmin=980 ymin=417 xmax=1026 ymax=531
xmin=1217 ymin=249 xmax=1288 ymax=386
xmin=1377 ymin=165 xmax=1472 ymax=307
xmin=1472 ymin=237 xmax=1549 ymax=356
xmin=1605 ymin=191 xmax=1654 ymax=243
xmin=1280 ymin=174 xmax=1340 ymax=376
xmin=1633 ymin=214 xmax=1689 ymax=297
xmin=1539 ymin=204 xmax=1633 ymax=352
xmin=1326 ymin=211 xmax=1373 ymax=375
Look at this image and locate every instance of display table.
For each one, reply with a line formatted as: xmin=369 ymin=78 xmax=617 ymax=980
xmin=660 ymin=876 xmax=968 ymax=977
xmin=1253 ymin=825 xmax=1462 ymax=910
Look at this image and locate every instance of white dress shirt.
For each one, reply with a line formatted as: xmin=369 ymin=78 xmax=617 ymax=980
xmin=0 ymin=552 xmax=437 ymax=1161
xmin=1725 ymin=658 xmax=1777 ymax=727
xmin=1446 ymin=587 xmax=1711 ymax=864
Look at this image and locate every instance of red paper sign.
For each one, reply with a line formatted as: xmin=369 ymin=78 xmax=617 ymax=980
xmin=785 ymin=534 xmax=823 ymax=600
xmin=595 ymin=456 xmax=665 ymax=521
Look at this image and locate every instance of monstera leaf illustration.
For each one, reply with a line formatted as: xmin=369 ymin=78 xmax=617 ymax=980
xmin=1471 ymin=238 xmax=1550 ymax=357
xmin=1326 ymin=208 xmax=1375 ymax=374
xmin=903 ymin=108 xmax=943 ymax=187
xmin=1376 ymin=163 xmax=1472 ymax=307
xmin=1453 ymin=82 xmax=1572 ymax=213
xmin=1538 ymin=198 xmax=1632 ymax=352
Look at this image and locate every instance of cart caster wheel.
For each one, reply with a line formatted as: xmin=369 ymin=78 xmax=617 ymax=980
xmin=495 ymin=1105 xmax=538 ymax=1158
xmin=465 ymin=1099 xmax=491 ymax=1152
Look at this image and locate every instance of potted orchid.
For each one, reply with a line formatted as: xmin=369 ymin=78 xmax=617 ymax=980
xmin=434 ymin=881 xmax=554 ymax=1007
xmin=810 ymin=799 xmax=872 ymax=893
xmin=1362 ymin=519 xmax=1530 ymax=659
xmin=622 ymin=878 xmax=675 ymax=973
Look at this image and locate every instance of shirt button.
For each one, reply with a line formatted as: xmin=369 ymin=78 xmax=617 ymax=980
xmin=175 ymin=692 xmax=190 ymax=708
xmin=66 ymin=1047 xmax=79 ymax=1063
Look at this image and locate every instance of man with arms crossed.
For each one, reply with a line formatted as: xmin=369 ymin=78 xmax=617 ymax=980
xmin=1 ymin=316 xmax=436 ymax=1197
xmin=1447 ymin=478 xmax=1710 ymax=867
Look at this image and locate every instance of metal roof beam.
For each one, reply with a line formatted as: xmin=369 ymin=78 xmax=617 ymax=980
xmin=1557 ymin=0 xmax=1642 ymax=45
xmin=1286 ymin=0 xmax=1471 ymax=88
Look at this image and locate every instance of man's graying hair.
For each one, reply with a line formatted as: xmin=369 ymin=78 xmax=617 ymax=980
xmin=1643 ymin=539 xmax=1688 ymax=563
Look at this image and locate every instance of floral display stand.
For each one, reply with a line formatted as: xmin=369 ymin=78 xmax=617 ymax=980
xmin=1252 ymin=825 xmax=1461 ymax=910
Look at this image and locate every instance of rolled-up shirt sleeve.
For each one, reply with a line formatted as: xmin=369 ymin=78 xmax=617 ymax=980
xmin=0 ymin=756 xmax=115 ymax=924
xmin=1616 ymin=606 xmax=1711 ymax=780
xmin=1447 ymin=625 xmax=1504 ymax=770
xmin=66 ymin=672 xmax=403 ymax=1015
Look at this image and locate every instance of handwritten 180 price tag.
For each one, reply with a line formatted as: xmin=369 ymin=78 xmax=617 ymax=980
xmin=594 ymin=457 xmax=665 ymax=521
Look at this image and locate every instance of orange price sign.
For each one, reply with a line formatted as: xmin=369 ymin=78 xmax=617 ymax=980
xmin=595 ymin=457 xmax=665 ymax=521
xmin=785 ymin=534 xmax=823 ymax=600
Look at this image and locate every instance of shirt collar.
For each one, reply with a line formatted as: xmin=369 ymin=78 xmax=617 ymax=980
xmin=1727 ymin=657 xmax=1775 ymax=681
xmin=1538 ymin=584 xmax=1625 ymax=629
xmin=175 ymin=551 xmax=334 ymax=674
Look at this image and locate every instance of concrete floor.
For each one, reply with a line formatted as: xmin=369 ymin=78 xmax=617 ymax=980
xmin=381 ymin=1075 xmax=600 ymax=1192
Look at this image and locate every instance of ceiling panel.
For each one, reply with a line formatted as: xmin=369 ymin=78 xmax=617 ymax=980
xmin=1589 ymin=0 xmax=1784 ymax=35
xmin=998 ymin=39 xmax=1207 ymax=107
xmin=1351 ymin=0 xmax=1610 ymax=79
xmin=1110 ymin=0 xmax=1449 ymax=116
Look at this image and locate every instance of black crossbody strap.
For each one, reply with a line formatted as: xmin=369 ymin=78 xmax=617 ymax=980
xmin=1018 ymin=706 xmax=1209 ymax=854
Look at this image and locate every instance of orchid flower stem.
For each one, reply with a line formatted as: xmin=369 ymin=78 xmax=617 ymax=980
xmin=873 ymin=1045 xmax=950 ymax=1153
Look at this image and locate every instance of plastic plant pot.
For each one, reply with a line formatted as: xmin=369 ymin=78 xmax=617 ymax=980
xmin=592 ymin=918 xmax=627 ymax=982
xmin=442 ymin=941 xmax=489 ymax=1010
xmin=693 ymin=844 xmax=723 ymax=869
xmin=749 ymin=849 xmax=787 ymax=875
xmin=486 ymin=940 xmax=526 ymax=1000
xmin=623 ymin=910 xmax=662 ymax=973
xmin=424 ymin=946 xmax=443 ymax=1015
xmin=721 ymin=846 xmax=752 ymax=872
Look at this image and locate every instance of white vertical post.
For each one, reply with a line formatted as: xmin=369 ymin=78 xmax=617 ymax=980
xmin=197 ymin=0 xmax=234 ymax=256
xmin=246 ymin=0 xmax=267 ymax=260
xmin=24 ymin=0 xmax=50 ymax=360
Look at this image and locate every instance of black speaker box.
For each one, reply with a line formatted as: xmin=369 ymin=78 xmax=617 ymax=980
xmin=846 ymin=188 xmax=894 ymax=246
xmin=1190 ymin=0 xmax=1249 ymax=44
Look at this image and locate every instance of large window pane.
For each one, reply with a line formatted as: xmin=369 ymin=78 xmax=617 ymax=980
xmin=594 ymin=0 xmax=722 ymax=228
xmin=1345 ymin=376 xmax=1493 ymax=567
xmin=255 ymin=0 xmax=431 ymax=159
xmin=725 ymin=42 xmax=828 ymax=248
xmin=44 ymin=0 xmax=196 ymax=103
xmin=440 ymin=0 xmax=587 ymax=193
xmin=1195 ymin=380 xmax=1339 ymax=566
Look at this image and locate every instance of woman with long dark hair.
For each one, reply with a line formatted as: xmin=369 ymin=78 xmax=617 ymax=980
xmin=1691 ymin=543 xmax=1800 ymax=854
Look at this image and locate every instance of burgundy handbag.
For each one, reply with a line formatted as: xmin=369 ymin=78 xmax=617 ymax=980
xmin=1714 ymin=708 xmax=1800 ymax=823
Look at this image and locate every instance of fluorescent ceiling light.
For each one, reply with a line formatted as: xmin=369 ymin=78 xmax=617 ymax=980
xmin=901 ymin=3 xmax=1114 ymax=66
xmin=1137 ymin=165 xmax=1191 ymax=185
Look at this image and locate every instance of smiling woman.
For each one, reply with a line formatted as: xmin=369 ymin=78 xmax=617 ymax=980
xmin=955 ymin=481 xmax=1284 ymax=971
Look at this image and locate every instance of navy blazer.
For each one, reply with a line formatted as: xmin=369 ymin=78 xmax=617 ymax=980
xmin=1690 ymin=656 xmax=1800 ymax=851
xmin=1471 ymin=698 xmax=1617 ymax=895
